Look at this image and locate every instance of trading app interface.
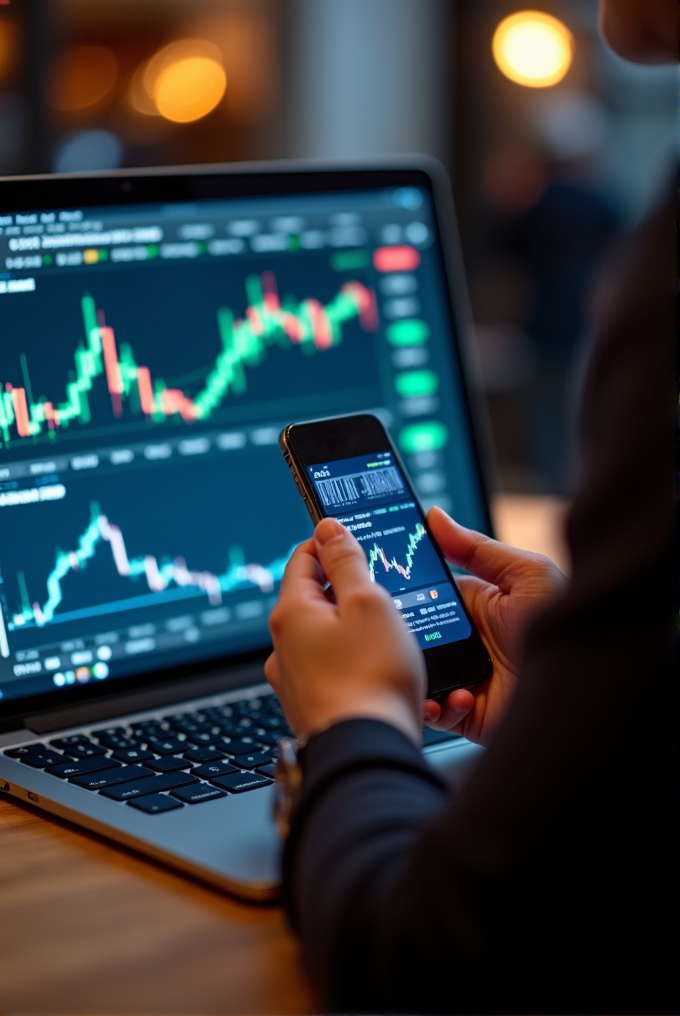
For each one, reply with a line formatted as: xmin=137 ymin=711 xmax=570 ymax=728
xmin=0 ymin=185 xmax=486 ymax=704
xmin=309 ymin=452 xmax=471 ymax=651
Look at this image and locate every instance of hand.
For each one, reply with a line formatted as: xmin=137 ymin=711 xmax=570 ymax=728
xmin=265 ymin=517 xmax=426 ymax=745
xmin=423 ymin=506 xmax=567 ymax=746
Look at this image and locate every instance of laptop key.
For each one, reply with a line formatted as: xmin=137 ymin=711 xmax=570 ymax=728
xmin=71 ymin=765 xmax=155 ymax=790
xmin=250 ymin=728 xmax=279 ymax=747
xmin=112 ymin=748 xmax=155 ymax=764
xmin=145 ymin=737 xmax=186 ymax=756
xmin=219 ymin=737 xmax=260 ymax=756
xmin=171 ymin=784 xmax=227 ymax=805
xmin=91 ymin=726 xmax=127 ymax=738
xmin=213 ymin=719 xmax=244 ymax=738
xmin=254 ymin=714 xmax=288 ymax=732
xmin=145 ymin=755 xmax=191 ymax=773
xmin=50 ymin=735 xmax=101 ymax=752
xmin=232 ymin=752 xmax=272 ymax=770
xmin=210 ymin=771 xmax=273 ymax=793
xmin=21 ymin=750 xmax=71 ymax=768
xmin=59 ymin=743 xmax=109 ymax=760
xmin=255 ymin=762 xmax=277 ymax=779
xmin=129 ymin=720 xmax=168 ymax=735
xmin=100 ymin=770 xmax=198 ymax=800
xmin=127 ymin=794 xmax=183 ymax=814
xmin=182 ymin=745 xmax=226 ymax=763
xmin=47 ymin=755 xmax=122 ymax=778
xmin=97 ymin=735 xmax=141 ymax=751
xmin=192 ymin=759 xmax=238 ymax=778
xmin=4 ymin=744 xmax=46 ymax=758
xmin=183 ymin=730 xmax=223 ymax=746
xmin=166 ymin=717 xmax=213 ymax=735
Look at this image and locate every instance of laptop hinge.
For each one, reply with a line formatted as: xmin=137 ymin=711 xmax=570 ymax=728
xmin=23 ymin=662 xmax=266 ymax=734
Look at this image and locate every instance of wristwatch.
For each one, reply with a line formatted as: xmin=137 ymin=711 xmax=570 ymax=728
xmin=273 ymin=736 xmax=303 ymax=839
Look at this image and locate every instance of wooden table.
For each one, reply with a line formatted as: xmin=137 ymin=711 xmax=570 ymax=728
xmin=0 ymin=496 xmax=568 ymax=1015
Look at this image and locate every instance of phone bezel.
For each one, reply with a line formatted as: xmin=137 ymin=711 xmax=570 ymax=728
xmin=280 ymin=414 xmax=492 ymax=699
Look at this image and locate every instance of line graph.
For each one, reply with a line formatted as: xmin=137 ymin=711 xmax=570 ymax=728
xmin=9 ymin=502 xmax=295 ymax=630
xmin=0 ymin=272 xmax=378 ymax=446
xmin=368 ymin=522 xmax=427 ymax=582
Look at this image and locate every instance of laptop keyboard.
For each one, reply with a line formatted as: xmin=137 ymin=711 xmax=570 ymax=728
xmin=3 ymin=692 xmax=289 ymax=814
xmin=3 ymin=691 xmax=459 ymax=814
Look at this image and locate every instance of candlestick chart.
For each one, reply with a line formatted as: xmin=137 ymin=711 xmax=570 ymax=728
xmin=0 ymin=270 xmax=378 ymax=448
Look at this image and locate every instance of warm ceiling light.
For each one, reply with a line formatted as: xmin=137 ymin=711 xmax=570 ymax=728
xmin=138 ymin=39 xmax=227 ymax=124
xmin=492 ymin=11 xmax=573 ymax=88
xmin=50 ymin=45 xmax=118 ymax=112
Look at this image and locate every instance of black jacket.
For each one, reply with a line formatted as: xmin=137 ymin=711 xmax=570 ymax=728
xmin=282 ymin=190 xmax=677 ymax=1015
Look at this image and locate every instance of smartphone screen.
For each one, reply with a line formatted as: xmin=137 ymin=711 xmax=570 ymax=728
xmin=306 ymin=449 xmax=472 ymax=653
xmin=282 ymin=413 xmax=492 ymax=695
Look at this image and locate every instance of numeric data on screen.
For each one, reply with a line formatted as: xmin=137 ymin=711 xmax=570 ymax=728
xmin=309 ymin=451 xmax=472 ymax=650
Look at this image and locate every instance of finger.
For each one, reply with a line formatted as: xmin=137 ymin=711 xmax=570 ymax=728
xmin=264 ymin=651 xmax=280 ymax=690
xmin=428 ymin=506 xmax=544 ymax=589
xmin=278 ymin=538 xmax=327 ymax=602
xmin=313 ymin=517 xmax=373 ymax=600
xmin=423 ymin=688 xmax=475 ymax=730
xmin=423 ymin=699 xmax=441 ymax=724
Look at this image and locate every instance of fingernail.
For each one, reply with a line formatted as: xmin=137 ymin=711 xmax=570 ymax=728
xmin=315 ymin=517 xmax=345 ymax=546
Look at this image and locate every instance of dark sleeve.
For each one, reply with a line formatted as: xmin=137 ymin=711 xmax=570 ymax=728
xmin=282 ymin=190 xmax=677 ymax=1016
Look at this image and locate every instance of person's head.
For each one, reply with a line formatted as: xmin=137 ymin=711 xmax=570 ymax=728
xmin=598 ymin=0 xmax=677 ymax=64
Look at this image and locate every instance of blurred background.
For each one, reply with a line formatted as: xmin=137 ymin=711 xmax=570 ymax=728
xmin=0 ymin=0 xmax=676 ymax=495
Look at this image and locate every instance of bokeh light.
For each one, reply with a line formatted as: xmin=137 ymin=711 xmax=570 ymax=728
xmin=133 ymin=39 xmax=227 ymax=124
xmin=128 ymin=62 xmax=159 ymax=117
xmin=50 ymin=46 xmax=118 ymax=112
xmin=492 ymin=11 xmax=573 ymax=88
xmin=0 ymin=20 xmax=19 ymax=87
xmin=54 ymin=128 xmax=123 ymax=173
xmin=155 ymin=57 xmax=227 ymax=123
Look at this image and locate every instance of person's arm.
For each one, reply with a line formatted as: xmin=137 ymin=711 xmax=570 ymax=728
xmin=268 ymin=190 xmax=675 ymax=1014
xmin=266 ymin=517 xmax=564 ymax=1012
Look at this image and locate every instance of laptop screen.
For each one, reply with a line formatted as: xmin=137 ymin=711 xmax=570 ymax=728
xmin=0 ymin=172 xmax=489 ymax=711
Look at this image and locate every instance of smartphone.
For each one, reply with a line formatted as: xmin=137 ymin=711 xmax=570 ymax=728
xmin=280 ymin=413 xmax=492 ymax=700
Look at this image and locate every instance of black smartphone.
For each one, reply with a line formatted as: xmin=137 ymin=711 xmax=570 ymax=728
xmin=280 ymin=413 xmax=492 ymax=700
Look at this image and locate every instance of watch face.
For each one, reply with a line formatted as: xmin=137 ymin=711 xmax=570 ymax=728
xmin=273 ymin=736 xmax=301 ymax=839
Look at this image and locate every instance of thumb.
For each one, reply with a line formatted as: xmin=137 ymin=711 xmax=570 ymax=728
xmin=314 ymin=517 xmax=373 ymax=599
xmin=428 ymin=505 xmax=537 ymax=589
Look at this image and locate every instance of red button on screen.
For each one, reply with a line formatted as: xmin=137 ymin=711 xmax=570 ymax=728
xmin=372 ymin=245 xmax=421 ymax=272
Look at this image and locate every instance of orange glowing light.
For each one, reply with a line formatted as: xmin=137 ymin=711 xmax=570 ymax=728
xmin=492 ymin=11 xmax=573 ymax=88
xmin=0 ymin=20 xmax=18 ymax=85
xmin=131 ymin=39 xmax=227 ymax=124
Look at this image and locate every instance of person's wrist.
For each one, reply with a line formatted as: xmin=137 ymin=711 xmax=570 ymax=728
xmin=295 ymin=692 xmax=422 ymax=747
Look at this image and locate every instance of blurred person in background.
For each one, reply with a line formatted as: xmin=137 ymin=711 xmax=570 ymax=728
xmin=266 ymin=0 xmax=676 ymax=1012
xmin=500 ymin=105 xmax=622 ymax=491
xmin=479 ymin=88 xmax=624 ymax=493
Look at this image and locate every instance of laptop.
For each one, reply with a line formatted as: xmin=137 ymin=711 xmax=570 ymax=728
xmin=0 ymin=159 xmax=492 ymax=900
